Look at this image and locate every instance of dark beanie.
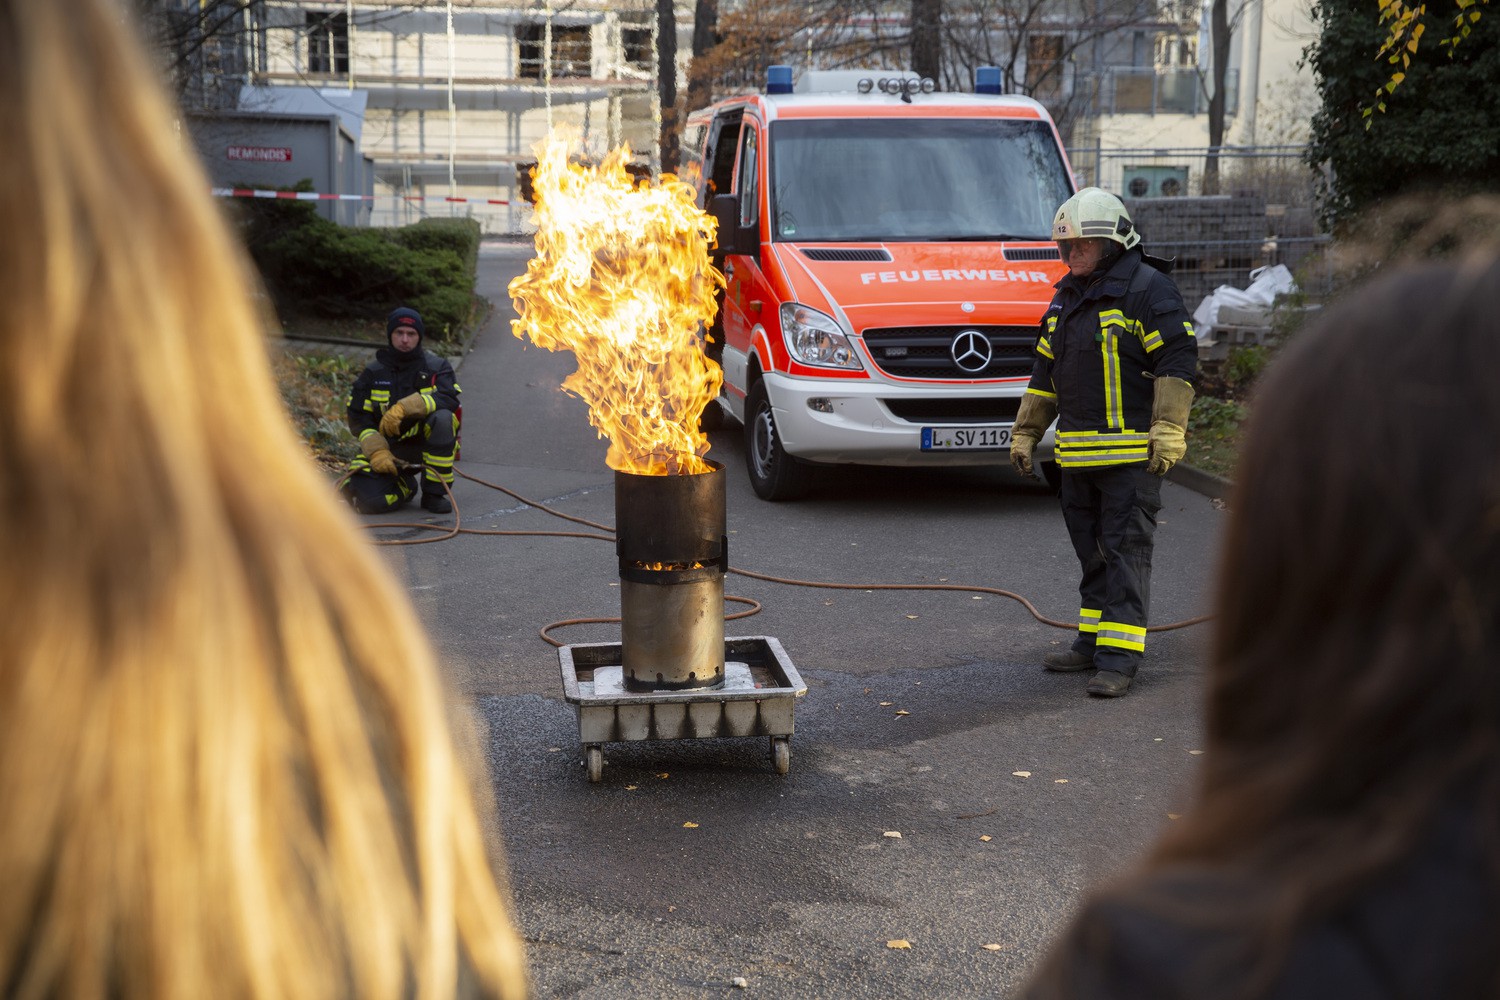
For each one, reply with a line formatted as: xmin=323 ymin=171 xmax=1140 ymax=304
xmin=386 ymin=307 xmax=424 ymax=343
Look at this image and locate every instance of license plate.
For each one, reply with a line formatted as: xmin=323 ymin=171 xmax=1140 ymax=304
xmin=921 ymin=425 xmax=1012 ymax=450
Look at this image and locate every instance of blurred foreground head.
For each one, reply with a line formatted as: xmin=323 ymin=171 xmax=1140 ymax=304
xmin=1167 ymin=253 xmax=1500 ymax=993
xmin=1209 ymin=253 xmax=1500 ymax=826
xmin=0 ymin=1 xmax=526 ymax=998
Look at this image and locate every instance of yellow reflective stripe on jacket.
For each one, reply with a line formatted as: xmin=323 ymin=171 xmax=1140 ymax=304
xmin=1096 ymin=313 xmax=1127 ymax=430
xmin=1037 ymin=336 xmax=1053 ymax=360
xmin=1025 ymin=386 xmax=1057 ymax=400
xmin=1078 ymin=607 xmax=1101 ymax=634
xmin=1096 ymin=621 xmax=1147 ymax=652
xmin=358 ymin=427 xmax=380 ymax=441
xmin=1054 ymin=429 xmax=1150 ymax=467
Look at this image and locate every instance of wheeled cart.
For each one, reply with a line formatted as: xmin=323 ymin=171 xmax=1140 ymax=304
xmin=558 ymin=636 xmax=807 ymax=782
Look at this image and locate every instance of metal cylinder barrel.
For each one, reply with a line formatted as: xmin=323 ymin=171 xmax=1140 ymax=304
xmin=615 ymin=461 xmax=727 ymax=691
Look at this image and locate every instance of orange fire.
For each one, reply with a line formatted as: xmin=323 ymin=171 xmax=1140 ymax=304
xmin=508 ymin=133 xmax=725 ymax=476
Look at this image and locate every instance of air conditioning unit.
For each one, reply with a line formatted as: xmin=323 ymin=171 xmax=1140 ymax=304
xmin=1123 ymin=165 xmax=1189 ymax=198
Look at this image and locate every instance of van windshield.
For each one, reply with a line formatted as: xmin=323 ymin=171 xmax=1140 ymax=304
xmin=769 ymin=117 xmax=1072 ymax=242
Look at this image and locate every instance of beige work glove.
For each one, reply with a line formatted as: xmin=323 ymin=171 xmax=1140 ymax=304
xmin=360 ymin=431 xmax=398 ymax=477
xmin=1010 ymin=392 xmax=1059 ymax=478
xmin=379 ymin=392 xmax=429 ymax=437
xmin=1147 ymin=376 xmax=1195 ymax=476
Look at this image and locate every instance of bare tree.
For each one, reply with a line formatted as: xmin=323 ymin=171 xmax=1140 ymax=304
xmin=1203 ymin=0 xmax=1231 ymax=193
xmin=941 ymin=0 xmax=1169 ymax=144
xmin=658 ymin=0 xmax=679 ymax=171
xmin=685 ymin=0 xmax=721 ymax=114
xmin=911 ymin=0 xmax=944 ymax=79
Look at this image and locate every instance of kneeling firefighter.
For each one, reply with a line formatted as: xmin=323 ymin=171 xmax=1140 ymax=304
xmin=1010 ymin=188 xmax=1198 ymax=698
xmin=339 ymin=307 xmax=461 ymax=515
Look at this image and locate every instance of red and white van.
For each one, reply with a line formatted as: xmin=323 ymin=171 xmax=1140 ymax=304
xmin=682 ymin=66 xmax=1074 ymax=500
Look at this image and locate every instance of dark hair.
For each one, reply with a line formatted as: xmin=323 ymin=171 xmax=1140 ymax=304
xmin=1163 ymin=254 xmax=1500 ymax=987
xmin=1026 ymin=255 xmax=1500 ymax=998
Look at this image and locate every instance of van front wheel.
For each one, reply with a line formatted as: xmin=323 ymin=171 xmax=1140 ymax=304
xmin=745 ymin=381 xmax=811 ymax=501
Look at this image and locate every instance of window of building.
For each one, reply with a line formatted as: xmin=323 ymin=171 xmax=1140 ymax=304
xmin=1026 ymin=34 xmax=1064 ymax=102
xmin=515 ymin=23 xmax=593 ymax=80
xmin=306 ymin=11 xmax=348 ymax=75
xmin=622 ymin=27 xmax=652 ymax=71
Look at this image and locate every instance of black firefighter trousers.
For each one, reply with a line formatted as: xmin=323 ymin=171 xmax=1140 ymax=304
xmin=339 ymin=409 xmax=457 ymax=514
xmin=1058 ymin=463 xmax=1163 ymax=677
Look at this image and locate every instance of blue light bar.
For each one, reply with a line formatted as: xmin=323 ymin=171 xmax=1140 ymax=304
xmin=975 ymin=66 xmax=1002 ymax=95
xmin=767 ymin=65 xmax=795 ymax=94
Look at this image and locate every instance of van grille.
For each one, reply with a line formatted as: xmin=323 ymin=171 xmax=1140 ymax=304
xmin=862 ymin=325 xmax=1037 ymax=380
xmin=800 ymin=247 xmax=893 ymax=262
xmin=882 ymin=397 xmax=1022 ymax=423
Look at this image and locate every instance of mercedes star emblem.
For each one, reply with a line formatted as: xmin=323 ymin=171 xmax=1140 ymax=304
xmin=950 ymin=330 xmax=992 ymax=373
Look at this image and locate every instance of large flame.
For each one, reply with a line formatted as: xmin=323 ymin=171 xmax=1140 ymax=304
xmin=509 ymin=133 xmax=725 ymax=476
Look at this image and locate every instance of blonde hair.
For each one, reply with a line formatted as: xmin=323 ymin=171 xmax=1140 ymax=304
xmin=0 ymin=1 xmax=527 ymax=997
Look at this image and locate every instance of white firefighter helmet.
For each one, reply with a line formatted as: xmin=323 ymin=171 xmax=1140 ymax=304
xmin=1051 ymin=187 xmax=1141 ymax=250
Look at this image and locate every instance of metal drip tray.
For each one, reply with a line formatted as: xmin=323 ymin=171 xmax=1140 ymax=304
xmin=559 ymin=636 xmax=807 ymax=781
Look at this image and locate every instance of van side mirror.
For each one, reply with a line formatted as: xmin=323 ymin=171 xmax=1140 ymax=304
xmin=709 ymin=193 xmax=756 ymax=256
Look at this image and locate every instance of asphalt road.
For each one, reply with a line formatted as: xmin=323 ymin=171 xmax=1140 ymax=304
xmin=373 ymin=241 xmax=1230 ymax=998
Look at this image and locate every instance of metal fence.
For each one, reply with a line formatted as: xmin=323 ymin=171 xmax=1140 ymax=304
xmin=1067 ymin=144 xmax=1334 ymax=305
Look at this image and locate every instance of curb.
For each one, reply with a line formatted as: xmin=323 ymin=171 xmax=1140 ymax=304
xmin=1168 ymin=463 xmax=1232 ymax=500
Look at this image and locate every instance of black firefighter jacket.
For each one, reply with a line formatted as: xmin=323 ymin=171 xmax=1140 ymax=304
xmin=346 ymin=346 xmax=461 ymax=442
xmin=1025 ymin=248 xmax=1198 ymax=470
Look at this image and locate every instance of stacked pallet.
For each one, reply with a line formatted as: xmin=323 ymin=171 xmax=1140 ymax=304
xmin=1124 ymin=194 xmax=1269 ymax=306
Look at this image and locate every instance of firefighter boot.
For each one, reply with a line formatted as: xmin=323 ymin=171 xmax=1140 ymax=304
xmin=421 ymin=480 xmax=452 ymax=514
xmin=1085 ymin=670 xmax=1132 ymax=697
xmin=1043 ymin=649 xmax=1095 ymax=672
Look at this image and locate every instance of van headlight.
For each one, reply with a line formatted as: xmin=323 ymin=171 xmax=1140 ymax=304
xmin=779 ymin=303 xmax=864 ymax=370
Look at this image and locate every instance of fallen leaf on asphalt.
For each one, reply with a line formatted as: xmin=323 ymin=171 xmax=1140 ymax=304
xmin=905 ymin=615 xmax=919 ymax=619
xmin=880 ymin=701 xmax=893 ymax=706
xmin=658 ymin=772 xmax=671 ymax=778
xmin=625 ymin=785 xmax=638 ymax=791
xmin=683 ymin=821 xmax=699 ymax=828
xmin=1055 ymin=779 xmax=1069 ymax=784
xmin=1012 ymin=771 xmax=1032 ymax=778
xmin=884 ymin=831 xmax=903 ymax=839
xmin=1189 ymin=750 xmax=1205 ymax=756
xmin=971 ymin=595 xmax=983 ymax=600
xmin=547 ymin=747 xmax=561 ymax=752
xmin=668 ymin=905 xmax=676 ymax=912
xmin=823 ymin=600 xmax=834 ymax=606
xmin=1167 ymin=813 xmax=1182 ymax=820
xmin=732 ymin=977 xmax=748 ymax=988
xmin=886 ymin=940 xmax=911 ymax=950
xmin=939 ymin=577 xmax=948 ymax=582
xmin=1154 ymin=738 xmax=1163 ymax=742
xmin=980 ymin=835 xmax=992 ymax=842
xmin=895 ymin=710 xmax=910 ymax=716
xmin=982 ymin=943 xmax=1006 ymax=951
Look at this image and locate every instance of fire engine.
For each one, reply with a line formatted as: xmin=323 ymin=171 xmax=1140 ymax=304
xmin=682 ymin=65 xmax=1075 ymax=500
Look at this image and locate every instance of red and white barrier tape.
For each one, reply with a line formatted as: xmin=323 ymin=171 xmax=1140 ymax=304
xmin=211 ymin=187 xmax=510 ymax=206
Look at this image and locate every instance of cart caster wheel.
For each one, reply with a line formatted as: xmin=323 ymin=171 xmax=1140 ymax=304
xmin=586 ymin=746 xmax=603 ymax=783
xmin=771 ymin=737 xmax=791 ymax=776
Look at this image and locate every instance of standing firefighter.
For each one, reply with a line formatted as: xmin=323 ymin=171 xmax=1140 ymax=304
xmin=339 ymin=307 xmax=461 ymax=515
xmin=1010 ymin=188 xmax=1198 ymax=698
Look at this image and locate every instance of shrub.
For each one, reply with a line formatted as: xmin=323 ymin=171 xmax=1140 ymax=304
xmin=235 ymin=189 xmax=484 ymax=342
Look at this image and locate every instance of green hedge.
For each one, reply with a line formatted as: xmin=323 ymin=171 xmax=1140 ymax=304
xmin=235 ymin=187 xmax=483 ymax=342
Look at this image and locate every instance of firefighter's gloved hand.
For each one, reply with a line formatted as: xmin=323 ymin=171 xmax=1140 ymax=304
xmin=1147 ymin=376 xmax=1195 ymax=476
xmin=360 ymin=432 xmax=399 ymax=477
xmin=379 ymin=393 xmax=429 ymax=437
xmin=1009 ymin=392 xmax=1058 ymax=478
